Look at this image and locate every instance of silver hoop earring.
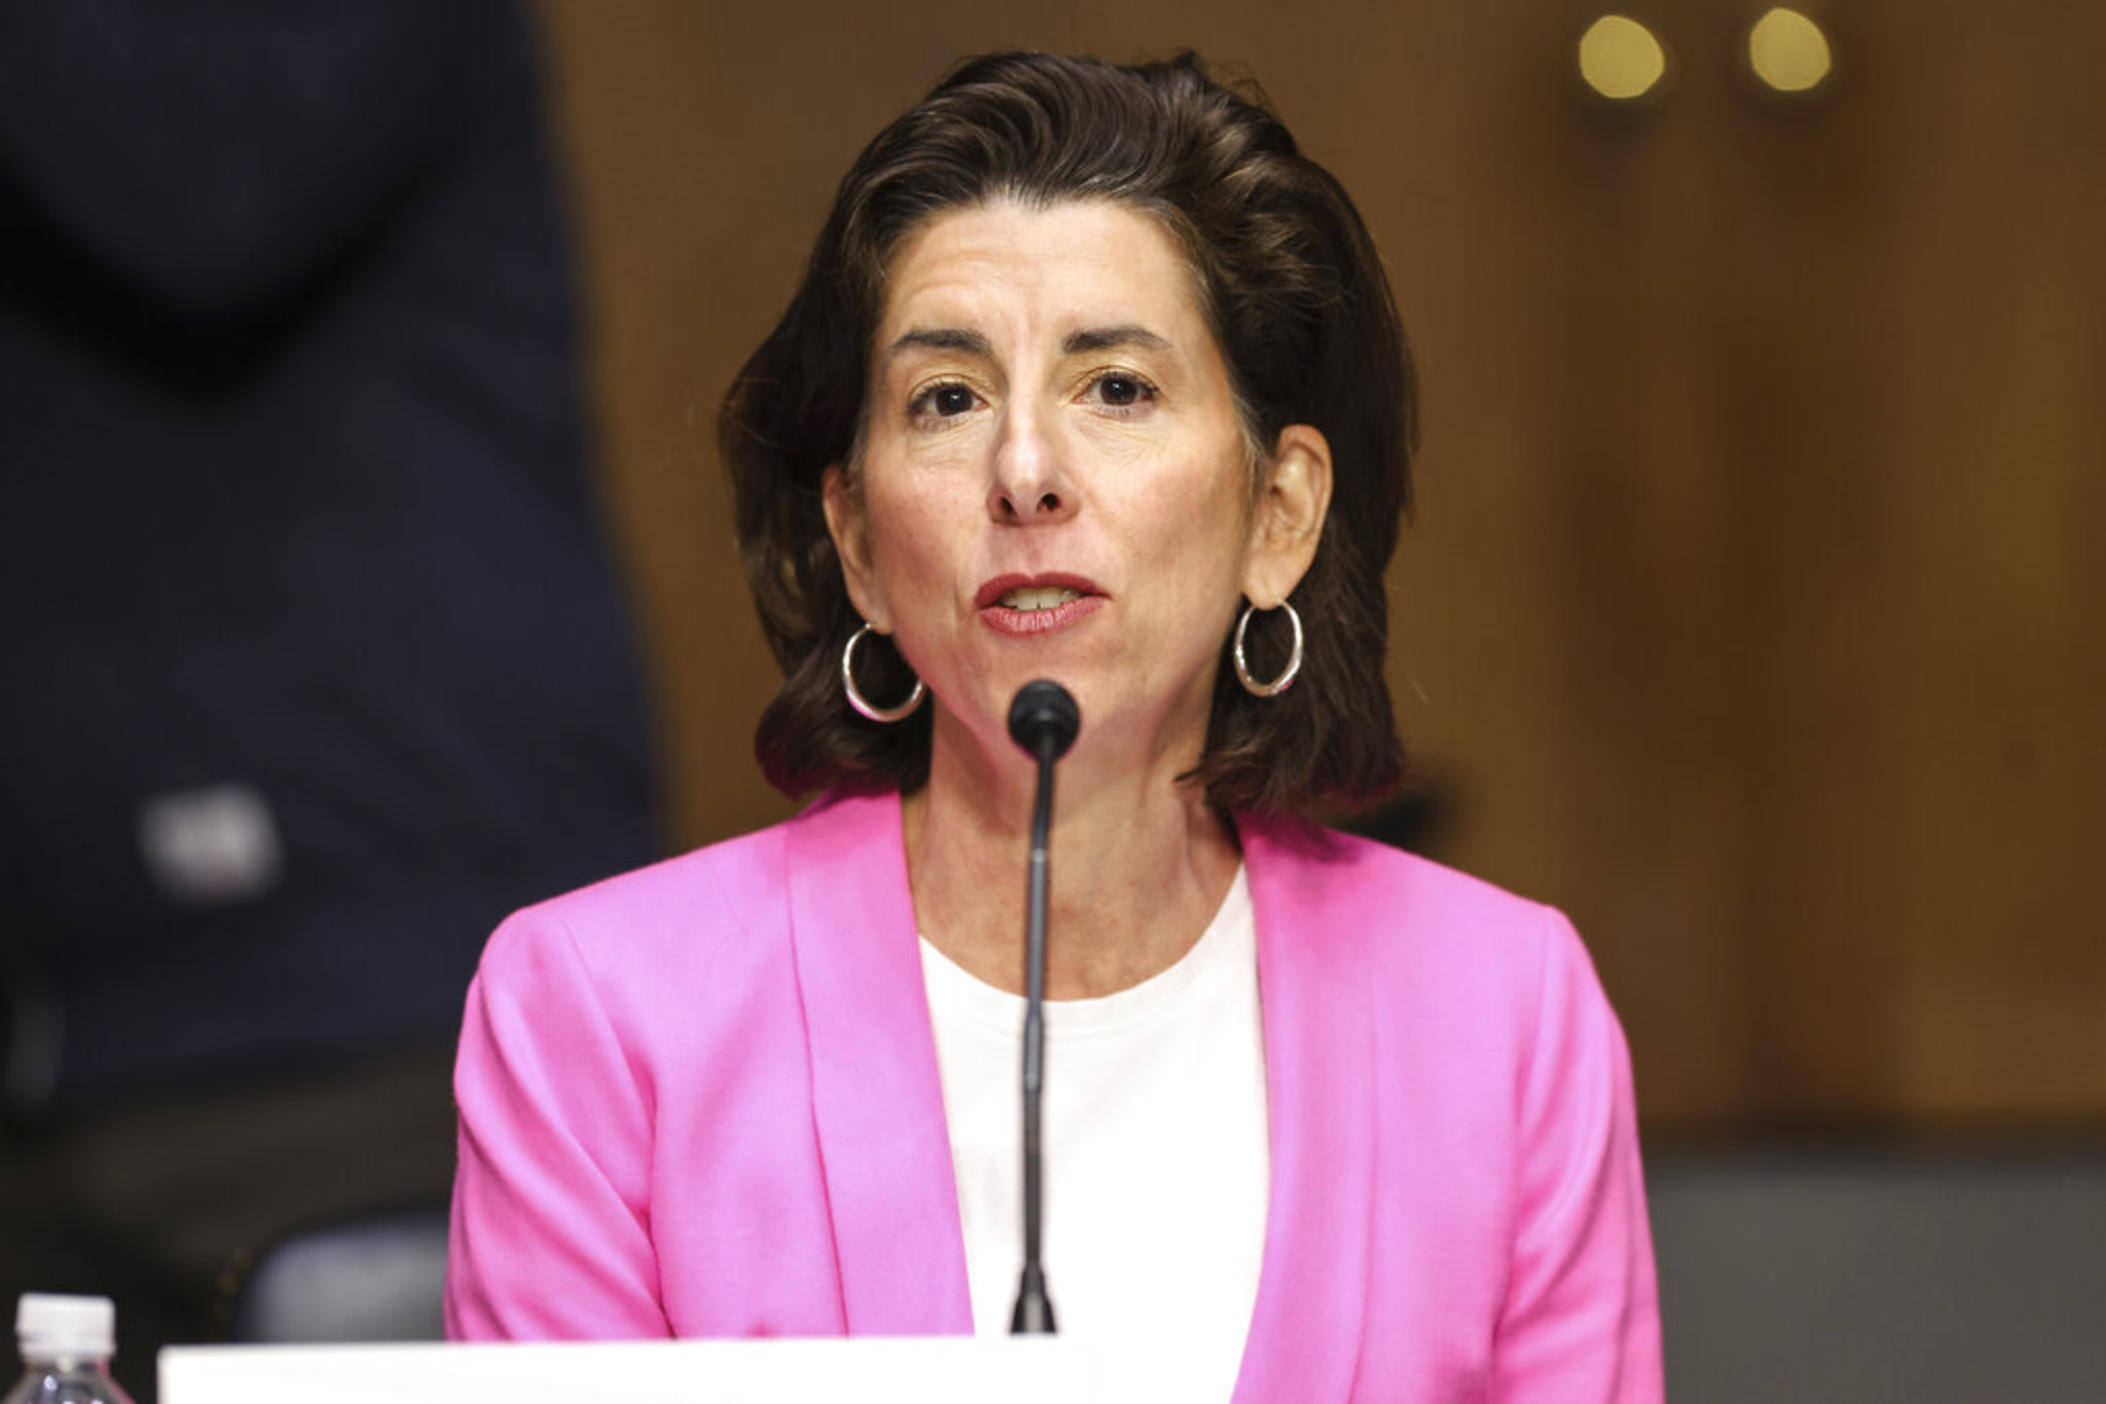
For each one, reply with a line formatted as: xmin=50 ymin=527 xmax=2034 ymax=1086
xmin=1233 ymin=600 xmax=1303 ymax=698
xmin=841 ymin=622 xmax=926 ymax=723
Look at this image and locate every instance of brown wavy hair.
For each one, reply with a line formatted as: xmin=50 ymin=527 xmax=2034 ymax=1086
xmin=720 ymin=51 xmax=1416 ymax=817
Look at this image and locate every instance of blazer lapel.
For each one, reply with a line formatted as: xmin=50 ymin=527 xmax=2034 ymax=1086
xmin=784 ymin=791 xmax=973 ymax=1336
xmin=1234 ymin=816 xmax=1376 ymax=1403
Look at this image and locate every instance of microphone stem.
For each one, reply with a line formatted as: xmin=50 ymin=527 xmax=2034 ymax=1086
xmin=1011 ymin=736 xmax=1058 ymax=1333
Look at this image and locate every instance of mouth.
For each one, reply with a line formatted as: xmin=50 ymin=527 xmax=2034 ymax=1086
xmin=974 ymin=573 xmax=1103 ymax=610
xmin=975 ymin=573 xmax=1106 ymax=637
xmin=999 ymin=585 xmax=1083 ymax=612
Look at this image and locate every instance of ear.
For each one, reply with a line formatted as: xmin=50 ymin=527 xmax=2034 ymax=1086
xmin=1242 ymin=423 xmax=1333 ymax=607
xmin=822 ymin=463 xmax=890 ymax=629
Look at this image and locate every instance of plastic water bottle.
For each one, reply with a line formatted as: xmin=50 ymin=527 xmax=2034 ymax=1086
xmin=3 ymin=1295 xmax=136 ymax=1404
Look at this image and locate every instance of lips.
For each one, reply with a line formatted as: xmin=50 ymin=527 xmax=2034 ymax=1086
xmin=974 ymin=573 xmax=1102 ymax=610
xmin=975 ymin=573 xmax=1106 ymax=637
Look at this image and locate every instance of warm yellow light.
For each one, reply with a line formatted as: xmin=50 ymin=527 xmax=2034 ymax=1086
xmin=1578 ymin=15 xmax=1668 ymax=101
xmin=1749 ymin=8 xmax=1833 ymax=92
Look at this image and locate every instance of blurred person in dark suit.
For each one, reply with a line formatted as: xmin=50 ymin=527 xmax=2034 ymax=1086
xmin=0 ymin=0 xmax=657 ymax=1386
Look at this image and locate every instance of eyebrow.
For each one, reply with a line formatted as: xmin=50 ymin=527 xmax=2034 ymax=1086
xmin=883 ymin=324 xmax=1173 ymax=362
xmin=886 ymin=328 xmax=992 ymax=361
xmin=1063 ymin=324 xmax=1171 ymax=355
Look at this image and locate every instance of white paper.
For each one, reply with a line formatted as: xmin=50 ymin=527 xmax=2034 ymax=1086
xmin=159 ymin=1335 xmax=1130 ymax=1404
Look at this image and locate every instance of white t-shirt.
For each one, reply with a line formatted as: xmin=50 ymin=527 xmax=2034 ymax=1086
xmin=918 ymin=866 xmax=1268 ymax=1400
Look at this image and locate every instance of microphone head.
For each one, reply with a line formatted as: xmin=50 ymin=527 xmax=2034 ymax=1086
xmin=1008 ymin=680 xmax=1081 ymax=761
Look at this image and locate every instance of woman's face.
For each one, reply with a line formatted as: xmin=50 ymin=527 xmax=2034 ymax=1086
xmin=824 ymin=198 xmax=1327 ymax=769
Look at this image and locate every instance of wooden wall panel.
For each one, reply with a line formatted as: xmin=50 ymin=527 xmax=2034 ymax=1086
xmin=530 ymin=0 xmax=2106 ymax=1130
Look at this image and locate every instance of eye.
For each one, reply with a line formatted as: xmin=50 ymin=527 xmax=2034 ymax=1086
xmin=909 ymin=381 xmax=979 ymax=420
xmin=1084 ymin=371 xmax=1158 ymax=412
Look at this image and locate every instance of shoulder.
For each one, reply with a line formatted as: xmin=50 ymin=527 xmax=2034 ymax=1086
xmin=1238 ymin=814 xmax=1609 ymax=1038
xmin=500 ymin=820 xmax=790 ymax=946
xmin=475 ymin=819 xmax=787 ymax=981
xmin=470 ymin=790 xmax=888 ymax=1017
xmin=472 ymin=789 xmax=902 ymax=1000
xmin=1240 ymin=813 xmax=1574 ymax=960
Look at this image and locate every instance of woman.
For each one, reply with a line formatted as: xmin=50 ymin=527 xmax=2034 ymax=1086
xmin=447 ymin=51 xmax=1662 ymax=1401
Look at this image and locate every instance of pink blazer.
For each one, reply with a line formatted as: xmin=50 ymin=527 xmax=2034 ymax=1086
xmin=447 ymin=791 xmax=1662 ymax=1401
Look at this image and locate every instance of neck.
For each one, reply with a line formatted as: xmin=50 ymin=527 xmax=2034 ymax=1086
xmin=904 ymin=705 xmax=1241 ymax=999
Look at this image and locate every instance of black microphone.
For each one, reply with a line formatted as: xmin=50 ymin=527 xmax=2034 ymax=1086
xmin=1005 ymin=679 xmax=1079 ymax=1335
xmin=1008 ymin=679 xmax=1080 ymax=765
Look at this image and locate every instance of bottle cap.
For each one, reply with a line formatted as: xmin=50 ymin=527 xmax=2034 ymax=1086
xmin=15 ymin=1294 xmax=116 ymax=1359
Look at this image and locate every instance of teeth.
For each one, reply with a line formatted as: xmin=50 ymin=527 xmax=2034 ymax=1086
xmin=1000 ymin=586 xmax=1081 ymax=611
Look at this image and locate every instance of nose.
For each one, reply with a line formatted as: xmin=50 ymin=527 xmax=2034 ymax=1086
xmin=987 ymin=402 xmax=1077 ymax=525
